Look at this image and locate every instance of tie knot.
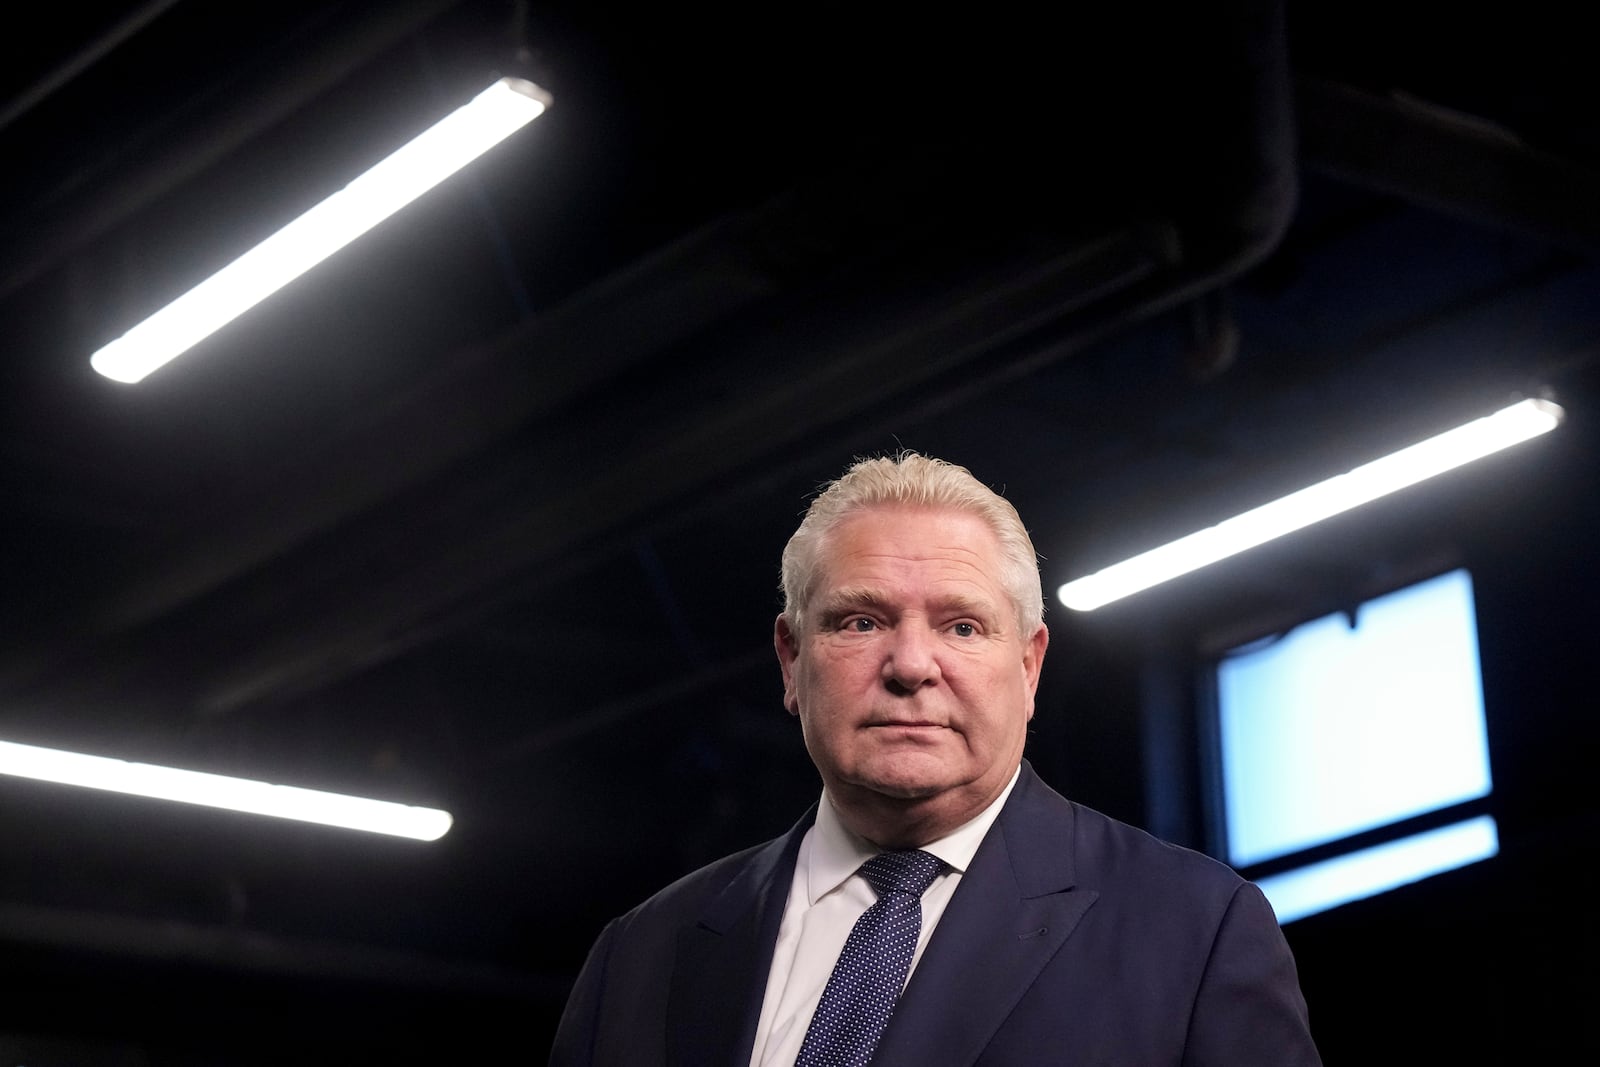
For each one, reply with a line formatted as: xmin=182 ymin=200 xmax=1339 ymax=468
xmin=858 ymin=849 xmax=942 ymax=899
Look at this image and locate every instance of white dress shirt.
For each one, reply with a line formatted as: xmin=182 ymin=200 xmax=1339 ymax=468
xmin=747 ymin=767 xmax=1021 ymax=1067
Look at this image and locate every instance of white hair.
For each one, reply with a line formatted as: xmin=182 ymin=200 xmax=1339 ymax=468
xmin=779 ymin=451 xmax=1044 ymax=634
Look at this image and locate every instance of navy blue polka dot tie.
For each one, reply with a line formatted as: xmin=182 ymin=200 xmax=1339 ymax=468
xmin=794 ymin=849 xmax=944 ymax=1067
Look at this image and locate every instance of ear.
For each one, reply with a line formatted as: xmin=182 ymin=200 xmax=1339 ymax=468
xmin=1021 ymin=624 xmax=1049 ymax=721
xmin=774 ymin=613 xmax=802 ymax=715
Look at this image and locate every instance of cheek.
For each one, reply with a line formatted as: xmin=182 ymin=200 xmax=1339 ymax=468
xmin=794 ymin=658 xmax=838 ymax=710
xmin=806 ymin=646 xmax=870 ymax=687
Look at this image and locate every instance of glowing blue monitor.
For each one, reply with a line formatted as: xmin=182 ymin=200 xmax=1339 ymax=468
xmin=1215 ymin=568 xmax=1498 ymax=920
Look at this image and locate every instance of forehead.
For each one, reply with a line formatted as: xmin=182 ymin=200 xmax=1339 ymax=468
xmin=815 ymin=506 xmax=1008 ymax=593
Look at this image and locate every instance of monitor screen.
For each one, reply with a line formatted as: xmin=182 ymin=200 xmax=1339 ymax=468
xmin=1213 ymin=568 xmax=1497 ymax=920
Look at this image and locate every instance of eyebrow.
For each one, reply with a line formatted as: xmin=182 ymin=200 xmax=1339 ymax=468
xmin=814 ymin=588 xmax=1000 ymax=623
xmin=814 ymin=588 xmax=889 ymax=621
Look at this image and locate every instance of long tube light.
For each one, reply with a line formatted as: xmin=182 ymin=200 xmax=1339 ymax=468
xmin=90 ymin=76 xmax=552 ymax=384
xmin=1058 ymin=397 xmax=1566 ymax=612
xmin=0 ymin=738 xmax=453 ymax=841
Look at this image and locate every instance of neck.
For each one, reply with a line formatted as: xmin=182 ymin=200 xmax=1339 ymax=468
xmin=829 ymin=772 xmax=1016 ymax=850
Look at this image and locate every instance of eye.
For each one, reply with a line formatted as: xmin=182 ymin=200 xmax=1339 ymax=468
xmin=950 ymin=621 xmax=977 ymax=638
xmin=844 ymin=616 xmax=877 ymax=633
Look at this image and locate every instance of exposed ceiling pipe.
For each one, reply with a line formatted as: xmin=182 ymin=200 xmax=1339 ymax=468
xmin=0 ymin=0 xmax=465 ymax=301
xmin=1297 ymin=76 xmax=1600 ymax=255
xmin=0 ymin=0 xmax=182 ymax=135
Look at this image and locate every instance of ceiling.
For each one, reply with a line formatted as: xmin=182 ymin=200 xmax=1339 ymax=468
xmin=1 ymin=2 xmax=1597 ymax=1062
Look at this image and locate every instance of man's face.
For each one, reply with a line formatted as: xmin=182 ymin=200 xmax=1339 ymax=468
xmin=775 ymin=506 xmax=1048 ymax=840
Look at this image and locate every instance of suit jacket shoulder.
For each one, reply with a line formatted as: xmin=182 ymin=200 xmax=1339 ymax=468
xmin=549 ymin=810 xmax=812 ymax=1067
xmin=869 ymin=766 xmax=1321 ymax=1065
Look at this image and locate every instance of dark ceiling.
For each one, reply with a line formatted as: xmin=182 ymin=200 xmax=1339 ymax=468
xmin=1 ymin=1 xmax=1597 ymax=1063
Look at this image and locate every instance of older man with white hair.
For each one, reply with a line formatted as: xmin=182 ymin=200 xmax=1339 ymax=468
xmin=552 ymin=452 xmax=1320 ymax=1066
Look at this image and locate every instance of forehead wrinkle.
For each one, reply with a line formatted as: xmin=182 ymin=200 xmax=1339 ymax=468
xmin=851 ymin=540 xmax=993 ymax=568
xmin=829 ymin=541 xmax=997 ymax=584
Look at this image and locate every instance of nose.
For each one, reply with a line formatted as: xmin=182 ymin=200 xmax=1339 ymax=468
xmin=882 ymin=623 xmax=941 ymax=693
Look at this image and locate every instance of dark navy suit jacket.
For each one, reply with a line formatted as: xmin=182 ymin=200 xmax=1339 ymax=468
xmin=550 ymin=762 xmax=1321 ymax=1065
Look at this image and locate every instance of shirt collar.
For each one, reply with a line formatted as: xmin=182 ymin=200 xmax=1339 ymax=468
xmin=804 ymin=766 xmax=1022 ymax=905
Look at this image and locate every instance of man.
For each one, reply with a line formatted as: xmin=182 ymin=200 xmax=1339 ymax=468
xmin=551 ymin=452 xmax=1320 ymax=1065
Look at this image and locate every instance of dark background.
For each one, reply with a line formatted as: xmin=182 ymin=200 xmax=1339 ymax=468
xmin=0 ymin=2 xmax=1595 ymax=1062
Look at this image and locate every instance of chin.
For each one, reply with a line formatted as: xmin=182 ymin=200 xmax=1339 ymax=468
xmin=851 ymin=758 xmax=967 ymax=801
xmin=861 ymin=778 xmax=945 ymax=800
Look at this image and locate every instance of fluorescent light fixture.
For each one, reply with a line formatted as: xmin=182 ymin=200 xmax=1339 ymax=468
xmin=0 ymin=738 xmax=453 ymax=841
xmin=91 ymin=76 xmax=552 ymax=384
xmin=1059 ymin=397 xmax=1565 ymax=611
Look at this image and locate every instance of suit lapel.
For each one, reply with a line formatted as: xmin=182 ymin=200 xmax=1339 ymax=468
xmin=870 ymin=764 xmax=1099 ymax=1066
xmin=665 ymin=810 xmax=812 ymax=1067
